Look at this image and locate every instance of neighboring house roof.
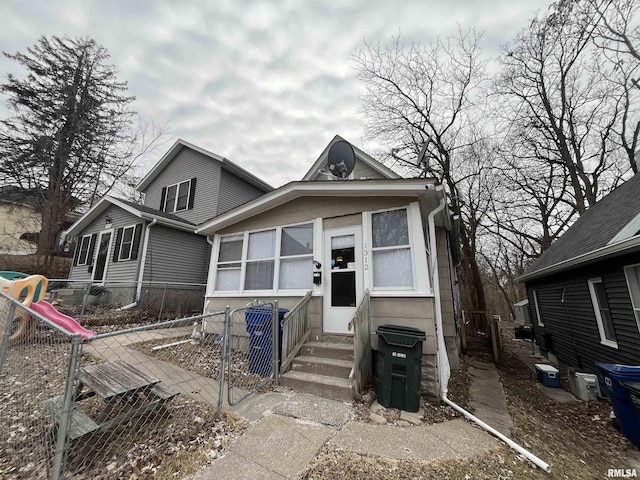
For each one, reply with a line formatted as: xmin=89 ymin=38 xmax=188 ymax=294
xmin=302 ymin=135 xmax=401 ymax=181
xmin=136 ymin=138 xmax=273 ymax=193
xmin=64 ymin=195 xmax=196 ymax=237
xmin=196 ymin=178 xmax=445 ymax=235
xmin=520 ymin=174 xmax=640 ymax=282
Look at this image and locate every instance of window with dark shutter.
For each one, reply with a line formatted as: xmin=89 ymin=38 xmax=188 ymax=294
xmin=112 ymin=228 xmax=123 ymax=262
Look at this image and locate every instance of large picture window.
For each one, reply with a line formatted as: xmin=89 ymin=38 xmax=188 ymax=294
xmin=215 ymin=222 xmax=314 ymax=293
xmin=624 ymin=264 xmax=640 ymax=332
xmin=588 ymin=278 xmax=618 ymax=348
xmin=371 ymin=208 xmax=413 ymax=288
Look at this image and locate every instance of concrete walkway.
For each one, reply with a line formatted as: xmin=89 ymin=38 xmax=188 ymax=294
xmin=186 ymin=361 xmax=513 ymax=480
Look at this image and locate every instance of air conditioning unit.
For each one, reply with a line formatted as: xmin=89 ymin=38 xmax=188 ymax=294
xmin=570 ymin=372 xmax=601 ymax=401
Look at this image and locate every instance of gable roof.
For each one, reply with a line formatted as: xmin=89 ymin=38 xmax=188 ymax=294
xmin=64 ymin=195 xmax=196 ymax=237
xmin=196 ymin=178 xmax=444 ymax=235
xmin=520 ymin=174 xmax=640 ymax=282
xmin=136 ymin=139 xmax=273 ymax=193
xmin=302 ymin=135 xmax=401 ymax=181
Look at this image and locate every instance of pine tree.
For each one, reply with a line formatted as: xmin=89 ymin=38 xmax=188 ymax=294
xmin=0 ymin=35 xmax=137 ymax=256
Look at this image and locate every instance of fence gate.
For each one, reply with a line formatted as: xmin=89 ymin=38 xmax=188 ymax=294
xmin=226 ymin=303 xmax=279 ymax=406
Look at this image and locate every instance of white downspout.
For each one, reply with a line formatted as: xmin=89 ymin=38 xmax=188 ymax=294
xmin=427 ymin=193 xmax=551 ymax=474
xmin=204 ymin=235 xmax=216 ymax=313
xmin=136 ymin=218 xmax=157 ymax=302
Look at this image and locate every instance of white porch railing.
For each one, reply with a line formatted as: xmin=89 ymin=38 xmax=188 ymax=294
xmin=348 ymin=289 xmax=371 ymax=398
xmin=279 ymin=291 xmax=313 ymax=374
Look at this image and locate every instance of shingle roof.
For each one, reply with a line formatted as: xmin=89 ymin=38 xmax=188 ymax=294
xmin=114 ymin=198 xmax=196 ymax=226
xmin=522 ymin=174 xmax=640 ymax=280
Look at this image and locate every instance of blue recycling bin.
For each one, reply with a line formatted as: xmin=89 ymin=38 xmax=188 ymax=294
xmin=597 ymin=363 xmax=640 ymax=444
xmin=245 ymin=306 xmax=288 ymax=376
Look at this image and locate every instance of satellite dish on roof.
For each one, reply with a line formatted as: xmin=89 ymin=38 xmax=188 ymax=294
xmin=327 ymin=141 xmax=355 ymax=179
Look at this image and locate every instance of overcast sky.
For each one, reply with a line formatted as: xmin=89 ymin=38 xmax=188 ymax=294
xmin=1 ymin=0 xmax=552 ymax=188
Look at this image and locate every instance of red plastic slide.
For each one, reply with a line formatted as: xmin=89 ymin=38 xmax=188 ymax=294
xmin=30 ymin=301 xmax=96 ymax=339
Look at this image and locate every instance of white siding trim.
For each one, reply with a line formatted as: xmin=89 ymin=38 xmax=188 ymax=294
xmin=587 ymin=277 xmax=619 ymax=349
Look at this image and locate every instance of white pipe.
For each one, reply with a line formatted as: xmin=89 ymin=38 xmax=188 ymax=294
xmin=116 ymin=302 xmax=137 ymax=311
xmin=137 ymin=218 xmax=157 ymax=301
xmin=426 ymin=189 xmax=551 ymax=474
xmin=151 ymin=339 xmax=191 ymax=351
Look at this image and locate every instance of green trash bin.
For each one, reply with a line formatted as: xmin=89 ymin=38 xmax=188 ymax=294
xmin=376 ymin=324 xmax=426 ymax=412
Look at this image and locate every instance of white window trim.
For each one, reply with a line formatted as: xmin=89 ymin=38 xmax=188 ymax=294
xmin=587 ymin=277 xmax=618 ymax=349
xmin=210 ymin=221 xmax=316 ymax=296
xmin=364 ymin=203 xmax=429 ymax=296
xmin=76 ymin=235 xmax=92 ymax=266
xmin=624 ymin=263 xmax=640 ymax=334
xmin=118 ymin=225 xmax=136 ymax=261
xmin=163 ymin=179 xmax=192 ymax=213
xmin=532 ymin=290 xmax=544 ymax=327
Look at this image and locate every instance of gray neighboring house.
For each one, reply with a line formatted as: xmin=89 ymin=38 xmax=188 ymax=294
xmin=64 ymin=139 xmax=272 ymax=305
xmin=519 ymin=172 xmax=640 ymax=373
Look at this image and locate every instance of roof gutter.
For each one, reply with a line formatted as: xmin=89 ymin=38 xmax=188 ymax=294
xmin=427 ymin=195 xmax=551 ymax=474
xmin=518 ymin=234 xmax=640 ymax=282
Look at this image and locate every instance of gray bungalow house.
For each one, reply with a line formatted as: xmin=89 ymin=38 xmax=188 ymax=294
xmin=196 ymin=135 xmax=459 ymax=399
xmin=519 ymin=172 xmax=640 ymax=374
xmin=64 ymin=139 xmax=272 ymax=306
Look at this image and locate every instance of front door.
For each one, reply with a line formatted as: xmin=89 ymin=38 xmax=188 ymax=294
xmin=323 ymin=226 xmax=363 ymax=334
xmin=92 ymin=230 xmax=113 ymax=283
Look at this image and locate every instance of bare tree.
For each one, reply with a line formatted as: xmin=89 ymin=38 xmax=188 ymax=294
xmin=353 ymin=29 xmax=493 ymax=312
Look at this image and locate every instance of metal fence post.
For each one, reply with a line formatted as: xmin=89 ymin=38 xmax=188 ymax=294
xmin=159 ymin=283 xmax=168 ymax=320
xmin=273 ymin=300 xmax=279 ymax=384
xmin=217 ymin=306 xmax=230 ymax=415
xmin=51 ymin=333 xmax=83 ymax=480
xmin=0 ymin=303 xmax=16 ymax=377
xmin=80 ymin=282 xmax=91 ymax=318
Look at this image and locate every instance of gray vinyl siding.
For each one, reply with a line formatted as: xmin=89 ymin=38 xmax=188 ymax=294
xmin=526 ymin=252 xmax=640 ymax=374
xmin=68 ymin=205 xmax=142 ymax=283
xmin=142 ymin=147 xmax=221 ymax=225
xmin=217 ymin=168 xmax=267 ymax=215
xmin=142 ymin=225 xmax=210 ymax=285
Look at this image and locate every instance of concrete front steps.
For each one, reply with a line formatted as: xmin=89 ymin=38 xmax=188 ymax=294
xmin=280 ymin=341 xmax=354 ymax=402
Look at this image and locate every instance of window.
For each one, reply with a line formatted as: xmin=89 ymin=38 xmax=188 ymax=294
xmin=245 ymin=230 xmax=276 ymax=290
xmin=532 ymin=290 xmax=543 ymax=326
xmin=215 ymin=223 xmax=314 ymax=293
xmin=215 ymin=234 xmax=243 ymax=291
xmin=76 ymin=235 xmax=92 ymax=266
xmin=588 ymin=278 xmax=618 ymax=348
xmin=624 ymin=265 xmax=640 ymax=332
xmin=118 ymin=226 xmax=136 ymax=261
xmin=371 ymin=208 xmax=412 ymax=288
xmin=162 ymin=179 xmax=194 ymax=213
xmin=279 ymin=224 xmax=313 ymax=289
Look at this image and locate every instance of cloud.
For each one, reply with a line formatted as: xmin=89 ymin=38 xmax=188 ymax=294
xmin=0 ymin=0 xmax=553 ymax=188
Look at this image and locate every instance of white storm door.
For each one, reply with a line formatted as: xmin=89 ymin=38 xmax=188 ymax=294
xmin=91 ymin=230 xmax=113 ymax=284
xmin=323 ymin=226 xmax=363 ymax=334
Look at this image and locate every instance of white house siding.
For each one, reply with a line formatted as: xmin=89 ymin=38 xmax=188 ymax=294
xmin=68 ymin=205 xmax=142 ymax=283
xmin=218 ymin=168 xmax=269 ymax=215
xmin=142 ymin=147 xmax=221 ymax=225
xmin=351 ymin=161 xmax=386 ymax=180
xmin=142 ymin=225 xmax=210 ymax=285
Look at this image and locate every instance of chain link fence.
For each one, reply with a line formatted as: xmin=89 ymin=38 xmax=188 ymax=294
xmin=46 ymin=279 xmax=206 ymax=327
xmin=0 ymin=289 xmax=283 ymax=479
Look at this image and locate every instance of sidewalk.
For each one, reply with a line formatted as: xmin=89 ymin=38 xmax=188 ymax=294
xmin=186 ymin=361 xmax=513 ymax=480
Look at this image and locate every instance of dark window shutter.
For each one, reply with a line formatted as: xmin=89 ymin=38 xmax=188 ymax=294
xmin=188 ymin=178 xmax=197 ymax=210
xmin=160 ymin=187 xmax=167 ymax=212
xmin=87 ymin=234 xmax=97 ymax=273
xmin=131 ymin=223 xmax=143 ymax=260
xmin=72 ymin=238 xmax=81 ymax=266
xmin=112 ymin=228 xmax=123 ymax=262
